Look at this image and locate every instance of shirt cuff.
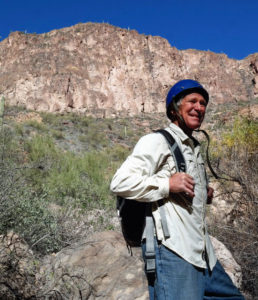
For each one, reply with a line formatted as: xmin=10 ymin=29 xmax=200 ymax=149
xmin=159 ymin=177 xmax=170 ymax=199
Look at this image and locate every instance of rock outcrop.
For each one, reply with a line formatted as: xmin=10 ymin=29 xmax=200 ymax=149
xmin=37 ymin=231 xmax=242 ymax=299
xmin=0 ymin=22 xmax=257 ymax=117
xmin=38 ymin=231 xmax=148 ymax=299
xmin=210 ymin=236 xmax=242 ymax=288
xmin=0 ymin=231 xmax=243 ymax=299
xmin=0 ymin=232 xmax=37 ymax=299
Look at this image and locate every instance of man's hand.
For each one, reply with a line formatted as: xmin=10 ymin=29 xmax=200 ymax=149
xmin=169 ymin=173 xmax=195 ymax=198
xmin=207 ymin=186 xmax=214 ymax=204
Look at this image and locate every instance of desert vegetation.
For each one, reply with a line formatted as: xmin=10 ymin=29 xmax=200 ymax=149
xmin=207 ymin=115 xmax=258 ymax=298
xmin=0 ymin=100 xmax=257 ymax=299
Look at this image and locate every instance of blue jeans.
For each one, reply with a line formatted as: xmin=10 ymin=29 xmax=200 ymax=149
xmin=142 ymin=240 xmax=245 ymax=300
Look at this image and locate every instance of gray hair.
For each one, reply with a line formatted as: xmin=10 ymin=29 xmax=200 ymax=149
xmin=175 ymin=97 xmax=183 ymax=108
xmin=167 ymin=96 xmax=184 ymax=121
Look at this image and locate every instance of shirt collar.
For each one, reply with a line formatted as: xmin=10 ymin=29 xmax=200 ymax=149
xmin=168 ymin=123 xmax=200 ymax=150
xmin=168 ymin=123 xmax=190 ymax=142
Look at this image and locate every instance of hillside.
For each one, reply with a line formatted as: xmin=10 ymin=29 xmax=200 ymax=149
xmin=0 ymin=22 xmax=257 ymax=118
xmin=0 ymin=103 xmax=256 ymax=299
xmin=0 ymin=22 xmax=257 ymax=299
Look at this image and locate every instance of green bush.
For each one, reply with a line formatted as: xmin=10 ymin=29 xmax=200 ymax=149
xmin=24 ymin=119 xmax=48 ymax=132
xmin=0 ymin=163 xmax=61 ymax=254
xmin=221 ymin=117 xmax=258 ymax=153
xmin=51 ymin=129 xmax=64 ymax=139
xmin=25 ymin=134 xmax=58 ymax=163
xmin=107 ymin=144 xmax=130 ymax=162
xmin=21 ymin=133 xmax=114 ymax=209
xmin=43 ymin=150 xmax=113 ymax=207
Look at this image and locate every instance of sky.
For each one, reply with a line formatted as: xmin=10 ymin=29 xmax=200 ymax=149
xmin=0 ymin=0 xmax=257 ymax=60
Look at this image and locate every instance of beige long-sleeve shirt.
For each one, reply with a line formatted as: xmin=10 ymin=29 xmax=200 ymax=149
xmin=110 ymin=123 xmax=217 ymax=270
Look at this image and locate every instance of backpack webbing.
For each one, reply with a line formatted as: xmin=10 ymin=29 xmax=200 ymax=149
xmin=144 ymin=129 xmax=186 ymax=274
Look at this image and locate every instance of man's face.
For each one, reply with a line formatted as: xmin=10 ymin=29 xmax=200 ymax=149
xmin=176 ymin=93 xmax=207 ymax=130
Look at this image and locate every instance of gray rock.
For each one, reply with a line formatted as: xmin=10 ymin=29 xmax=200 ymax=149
xmin=37 ymin=231 xmax=149 ymax=299
xmin=37 ymin=231 xmax=242 ymax=299
xmin=0 ymin=231 xmax=243 ymax=299
xmin=210 ymin=236 xmax=242 ymax=288
xmin=0 ymin=232 xmax=37 ymax=299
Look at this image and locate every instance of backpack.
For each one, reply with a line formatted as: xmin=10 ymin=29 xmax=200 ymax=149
xmin=116 ymin=129 xmax=186 ymax=273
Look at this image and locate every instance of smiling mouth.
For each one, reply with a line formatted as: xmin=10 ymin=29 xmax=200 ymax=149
xmin=190 ymin=115 xmax=201 ymax=120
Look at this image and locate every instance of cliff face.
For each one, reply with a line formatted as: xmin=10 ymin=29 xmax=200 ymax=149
xmin=0 ymin=22 xmax=257 ymax=117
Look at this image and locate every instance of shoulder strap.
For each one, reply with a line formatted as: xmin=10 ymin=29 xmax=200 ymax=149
xmin=156 ymin=129 xmax=186 ymax=173
xmin=145 ymin=203 xmax=156 ymax=273
xmin=153 ymin=129 xmax=186 ymax=239
xmin=143 ymin=129 xmax=186 ymax=275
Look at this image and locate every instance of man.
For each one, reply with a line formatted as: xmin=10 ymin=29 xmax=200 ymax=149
xmin=110 ymin=79 xmax=244 ymax=299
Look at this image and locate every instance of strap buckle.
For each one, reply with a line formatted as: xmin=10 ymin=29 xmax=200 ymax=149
xmin=145 ymin=251 xmax=156 ymax=273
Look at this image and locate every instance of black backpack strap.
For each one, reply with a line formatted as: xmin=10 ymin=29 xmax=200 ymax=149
xmin=156 ymin=129 xmax=186 ymax=173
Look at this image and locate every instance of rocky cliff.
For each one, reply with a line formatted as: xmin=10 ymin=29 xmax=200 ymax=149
xmin=0 ymin=22 xmax=257 ymax=117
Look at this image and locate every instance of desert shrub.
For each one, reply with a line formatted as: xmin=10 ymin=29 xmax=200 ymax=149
xmin=209 ymin=116 xmax=258 ymax=297
xmin=42 ymin=150 xmax=112 ymax=206
xmin=0 ymin=126 xmax=26 ymax=165
xmin=86 ymin=128 xmax=107 ymax=148
xmin=0 ymin=107 xmax=139 ymax=296
xmin=40 ymin=111 xmax=63 ymax=126
xmin=0 ymin=125 xmax=61 ymax=254
xmin=22 ymin=133 xmax=114 ymax=209
xmin=14 ymin=122 xmax=25 ymax=136
xmin=51 ymin=129 xmax=64 ymax=139
xmin=0 ymin=131 xmax=116 ymax=255
xmin=78 ymin=134 xmax=87 ymax=143
xmin=0 ymin=160 xmax=62 ymax=254
xmin=106 ymin=144 xmax=130 ymax=161
xmin=24 ymin=119 xmax=48 ymax=132
xmin=25 ymin=134 xmax=58 ymax=162
xmin=22 ymin=135 xmax=59 ymax=189
xmin=40 ymin=111 xmax=93 ymax=128
xmin=221 ymin=117 xmax=257 ymax=153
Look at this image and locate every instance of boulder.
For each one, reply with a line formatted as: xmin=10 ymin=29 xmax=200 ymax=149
xmin=0 ymin=231 xmax=242 ymax=299
xmin=0 ymin=232 xmax=37 ymax=299
xmin=37 ymin=231 xmax=242 ymax=299
xmin=37 ymin=231 xmax=148 ymax=299
xmin=210 ymin=236 xmax=242 ymax=287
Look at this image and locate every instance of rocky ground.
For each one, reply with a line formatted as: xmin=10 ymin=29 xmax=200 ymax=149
xmin=0 ymin=230 xmax=245 ymax=300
